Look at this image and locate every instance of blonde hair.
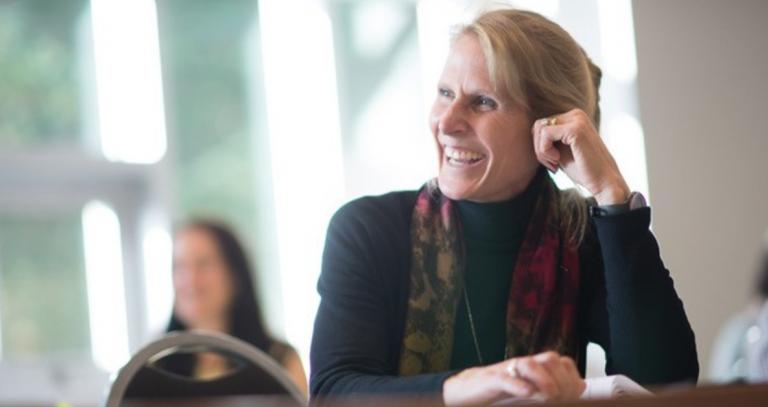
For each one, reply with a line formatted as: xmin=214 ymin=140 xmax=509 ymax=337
xmin=457 ymin=9 xmax=602 ymax=245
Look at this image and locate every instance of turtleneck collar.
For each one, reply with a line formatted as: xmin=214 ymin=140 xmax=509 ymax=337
xmin=455 ymin=168 xmax=544 ymax=246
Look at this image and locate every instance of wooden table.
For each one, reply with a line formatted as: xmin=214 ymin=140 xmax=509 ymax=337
xmin=119 ymin=383 xmax=768 ymax=407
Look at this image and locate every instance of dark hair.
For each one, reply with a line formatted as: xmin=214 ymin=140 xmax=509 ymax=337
xmin=162 ymin=219 xmax=275 ymax=375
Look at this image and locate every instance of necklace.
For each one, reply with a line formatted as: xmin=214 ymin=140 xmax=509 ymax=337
xmin=463 ymin=285 xmax=484 ymax=365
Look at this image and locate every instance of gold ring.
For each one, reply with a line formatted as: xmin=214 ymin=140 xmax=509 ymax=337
xmin=545 ymin=117 xmax=558 ymax=126
xmin=506 ymin=358 xmax=519 ymax=378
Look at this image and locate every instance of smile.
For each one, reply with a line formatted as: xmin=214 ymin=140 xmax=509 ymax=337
xmin=444 ymin=146 xmax=486 ymax=166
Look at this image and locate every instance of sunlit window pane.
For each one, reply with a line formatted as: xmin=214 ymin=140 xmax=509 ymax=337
xmin=82 ymin=200 xmax=129 ymax=372
xmin=90 ymin=0 xmax=167 ymax=163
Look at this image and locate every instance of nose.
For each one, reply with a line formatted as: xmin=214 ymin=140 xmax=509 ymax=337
xmin=436 ymin=101 xmax=468 ymax=136
xmin=174 ymin=264 xmax=199 ymax=291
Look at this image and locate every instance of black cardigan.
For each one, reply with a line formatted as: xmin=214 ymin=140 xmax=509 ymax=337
xmin=310 ymin=190 xmax=698 ymax=400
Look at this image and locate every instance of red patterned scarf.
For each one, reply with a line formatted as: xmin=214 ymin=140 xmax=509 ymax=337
xmin=398 ymin=174 xmax=580 ymax=375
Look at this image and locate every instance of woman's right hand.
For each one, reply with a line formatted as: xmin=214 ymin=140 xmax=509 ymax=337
xmin=442 ymin=351 xmax=586 ymax=406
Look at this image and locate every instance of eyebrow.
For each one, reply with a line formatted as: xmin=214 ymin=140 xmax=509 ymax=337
xmin=437 ymin=83 xmax=496 ymax=97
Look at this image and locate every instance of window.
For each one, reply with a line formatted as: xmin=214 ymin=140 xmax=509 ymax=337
xmin=0 ymin=0 xmax=90 ymax=149
xmin=0 ymin=0 xmax=165 ymax=403
xmin=0 ymin=1 xmax=649 ymax=404
xmin=0 ymin=212 xmax=90 ymax=362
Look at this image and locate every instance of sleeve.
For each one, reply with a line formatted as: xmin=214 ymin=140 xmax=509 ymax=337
xmin=309 ymin=199 xmax=454 ymax=404
xmin=582 ymin=207 xmax=700 ymax=385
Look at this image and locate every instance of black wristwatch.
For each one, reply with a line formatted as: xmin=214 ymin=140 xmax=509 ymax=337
xmin=589 ymin=191 xmax=647 ymax=217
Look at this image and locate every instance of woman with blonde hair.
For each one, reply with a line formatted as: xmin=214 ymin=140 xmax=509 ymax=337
xmin=311 ymin=8 xmax=697 ymax=405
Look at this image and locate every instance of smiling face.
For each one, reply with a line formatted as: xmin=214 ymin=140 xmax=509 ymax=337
xmin=430 ymin=34 xmax=540 ymax=202
xmin=172 ymin=227 xmax=234 ymax=330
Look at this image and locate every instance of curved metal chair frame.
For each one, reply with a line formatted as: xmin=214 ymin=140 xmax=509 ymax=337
xmin=103 ymin=330 xmax=306 ymax=407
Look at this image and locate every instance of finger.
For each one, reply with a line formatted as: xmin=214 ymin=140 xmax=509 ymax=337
xmin=540 ymin=355 xmax=584 ymax=400
xmin=534 ymin=125 xmax=562 ymax=164
xmin=531 ymin=116 xmax=558 ymax=152
xmin=560 ymin=356 xmax=580 ymax=378
xmin=532 ymin=116 xmax=577 ymax=172
xmin=534 ymin=352 xmax=571 ymax=398
xmin=539 ymin=122 xmax=577 ymax=152
xmin=533 ymin=132 xmax=558 ymax=171
xmin=539 ymin=155 xmax=557 ymax=172
xmin=555 ymin=142 xmax=575 ymax=166
xmin=560 ymin=356 xmax=586 ymax=398
xmin=499 ymin=376 xmax=536 ymax=399
xmin=494 ymin=360 xmax=536 ymax=400
xmin=533 ymin=114 xmax=567 ymax=135
xmin=550 ymin=109 xmax=588 ymax=127
xmin=545 ymin=162 xmax=558 ymax=173
xmin=515 ymin=356 xmax=560 ymax=400
xmin=548 ymin=157 xmax=560 ymax=172
xmin=535 ymin=146 xmax=557 ymax=172
xmin=533 ymin=352 xmax=569 ymax=399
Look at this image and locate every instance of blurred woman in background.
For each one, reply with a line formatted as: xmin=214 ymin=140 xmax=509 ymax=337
xmin=710 ymin=231 xmax=768 ymax=383
xmin=164 ymin=218 xmax=307 ymax=394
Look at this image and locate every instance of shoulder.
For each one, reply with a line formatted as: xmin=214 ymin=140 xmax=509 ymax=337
xmin=270 ymin=341 xmax=308 ymax=394
xmin=331 ymin=190 xmax=419 ymax=227
xmin=322 ymin=190 xmax=419 ymax=291
xmin=327 ymin=190 xmax=419 ymax=244
xmin=269 ymin=340 xmax=299 ymax=365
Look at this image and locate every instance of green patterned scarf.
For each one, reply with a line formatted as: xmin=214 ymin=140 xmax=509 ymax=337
xmin=398 ymin=174 xmax=581 ymax=375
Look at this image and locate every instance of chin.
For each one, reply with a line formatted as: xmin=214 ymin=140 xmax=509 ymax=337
xmin=437 ymin=177 xmax=477 ymax=201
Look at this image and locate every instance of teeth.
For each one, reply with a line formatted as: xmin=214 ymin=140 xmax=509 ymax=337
xmin=445 ymin=146 xmax=484 ymax=161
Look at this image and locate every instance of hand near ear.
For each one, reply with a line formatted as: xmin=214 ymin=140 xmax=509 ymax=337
xmin=532 ymin=109 xmax=630 ymax=205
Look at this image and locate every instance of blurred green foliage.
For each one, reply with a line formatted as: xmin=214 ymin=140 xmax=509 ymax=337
xmin=0 ymin=0 xmax=86 ymax=146
xmin=0 ymin=213 xmax=91 ymax=360
xmin=157 ymin=0 xmax=264 ymax=252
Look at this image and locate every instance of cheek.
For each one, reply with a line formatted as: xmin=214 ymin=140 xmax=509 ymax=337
xmin=486 ymin=119 xmax=535 ymax=161
xmin=173 ymin=277 xmax=198 ymax=318
xmin=209 ymin=270 xmax=234 ymax=306
xmin=483 ymin=124 xmax=538 ymax=180
xmin=172 ymin=270 xmax=192 ymax=294
xmin=429 ymin=104 xmax=443 ymax=137
xmin=430 ymin=109 xmax=445 ymax=165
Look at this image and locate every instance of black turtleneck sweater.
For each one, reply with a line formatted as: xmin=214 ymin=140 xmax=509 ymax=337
xmin=310 ymin=178 xmax=699 ymax=403
xmin=450 ymin=179 xmax=539 ymax=369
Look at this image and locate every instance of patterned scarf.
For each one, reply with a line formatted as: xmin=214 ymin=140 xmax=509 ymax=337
xmin=398 ymin=174 xmax=581 ymax=375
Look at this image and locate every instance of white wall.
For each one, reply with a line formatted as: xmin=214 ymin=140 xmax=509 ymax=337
xmin=633 ymin=0 xmax=768 ymax=379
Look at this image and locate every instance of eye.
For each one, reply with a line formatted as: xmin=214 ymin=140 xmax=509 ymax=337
xmin=438 ymin=87 xmax=454 ymax=99
xmin=474 ymin=95 xmax=498 ymax=110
